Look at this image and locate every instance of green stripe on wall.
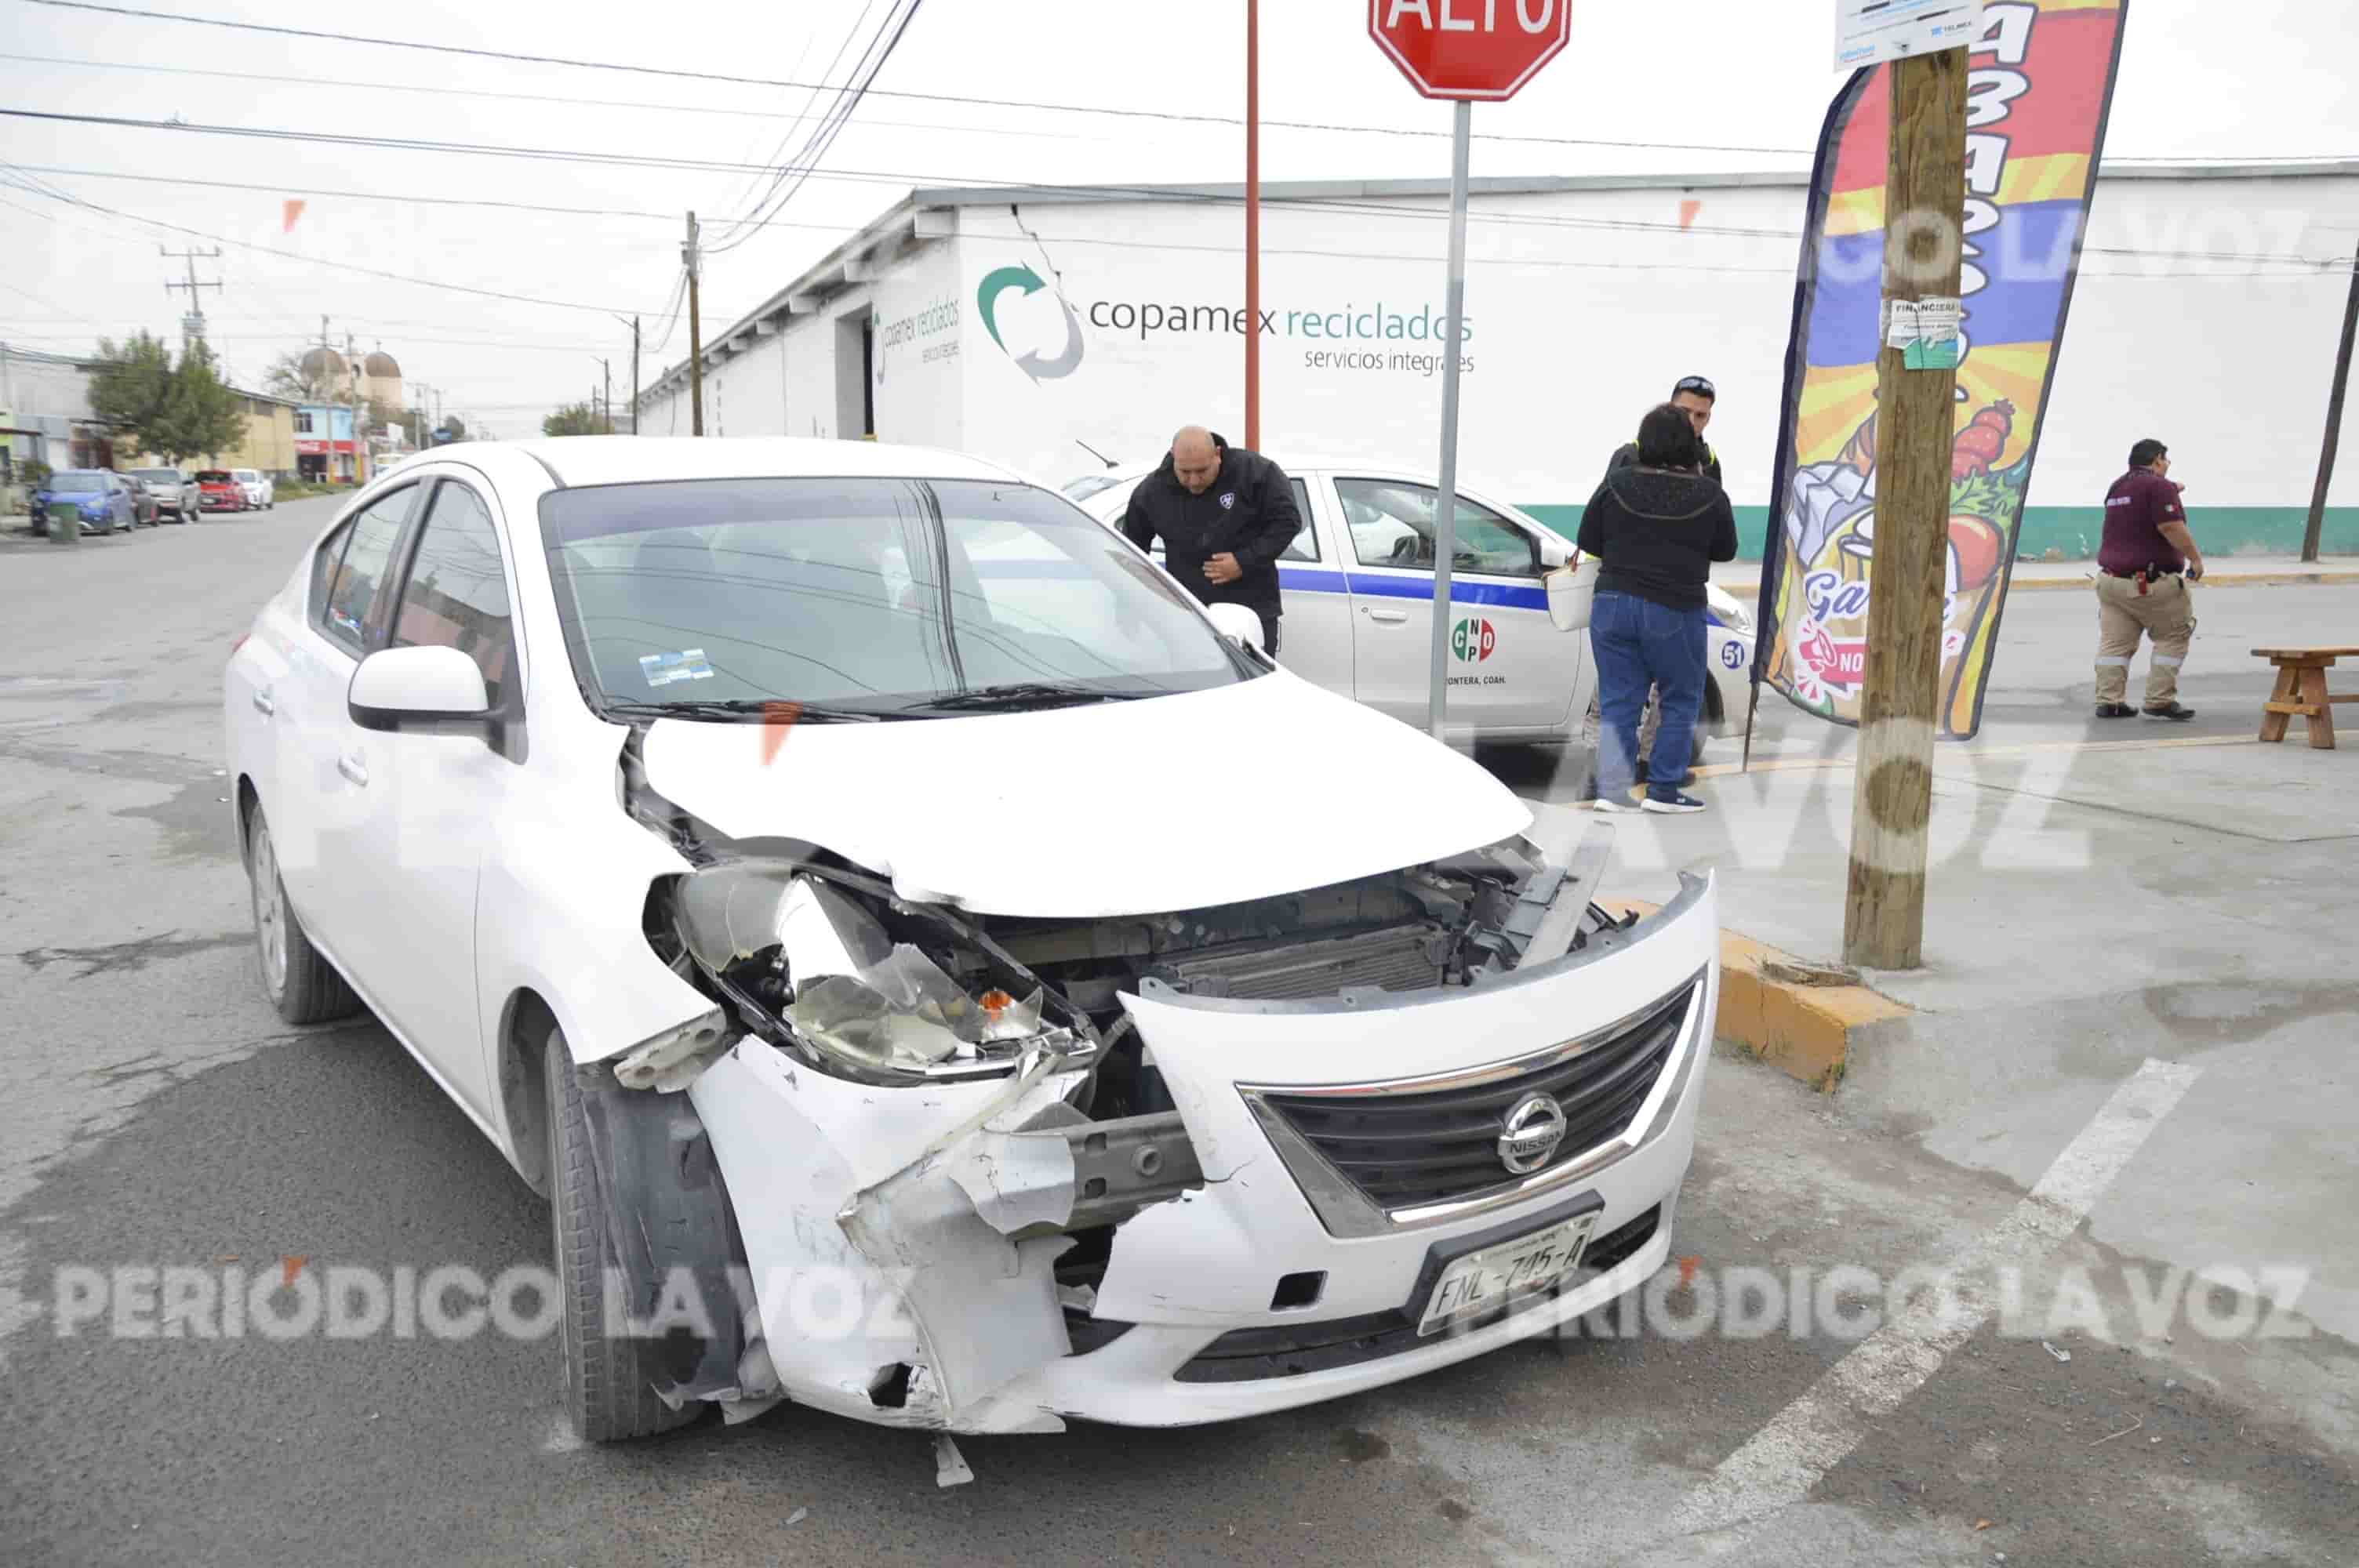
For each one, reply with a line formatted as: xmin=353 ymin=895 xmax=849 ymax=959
xmin=1518 ymin=504 xmax=2359 ymax=564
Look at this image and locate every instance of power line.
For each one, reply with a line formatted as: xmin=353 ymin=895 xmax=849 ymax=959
xmin=0 ymin=157 xmax=660 ymax=316
xmin=0 ymin=51 xmax=1106 ymax=146
xmin=5 ymin=120 xmax=2339 ymax=271
xmin=709 ymin=0 xmax=928 ymax=256
xmin=16 ymin=0 xmax=1816 ymax=158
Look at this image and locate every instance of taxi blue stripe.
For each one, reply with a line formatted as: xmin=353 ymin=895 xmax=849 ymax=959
xmin=1275 ymin=566 xmax=1731 ymax=630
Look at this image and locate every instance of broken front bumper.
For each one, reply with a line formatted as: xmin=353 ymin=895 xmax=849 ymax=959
xmin=689 ymin=873 xmax=1718 ymax=1434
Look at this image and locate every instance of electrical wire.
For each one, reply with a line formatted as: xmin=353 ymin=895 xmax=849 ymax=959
xmin=708 ymin=0 xmax=926 ymax=256
xmin=0 ymin=157 xmax=655 ymax=315
xmin=715 ymin=0 xmax=886 ymax=230
xmin=16 ymin=0 xmax=1817 ymax=158
xmin=4 ymin=118 xmax=2340 ymax=271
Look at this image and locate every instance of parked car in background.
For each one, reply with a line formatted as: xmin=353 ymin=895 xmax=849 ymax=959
xmin=30 ymin=470 xmax=135 ymax=535
xmin=234 ymin=468 xmax=274 ymax=510
xmin=196 ymin=470 xmax=246 ymax=513
xmin=121 ymin=474 xmax=162 ymax=528
xmin=1067 ymin=460 xmax=1756 ymax=757
xmin=129 ymin=466 xmax=198 ymax=523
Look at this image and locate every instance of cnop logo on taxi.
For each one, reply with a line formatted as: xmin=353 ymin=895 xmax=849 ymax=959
xmin=1451 ymin=616 xmax=1498 ymax=663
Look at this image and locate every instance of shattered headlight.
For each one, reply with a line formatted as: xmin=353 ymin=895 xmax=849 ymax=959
xmin=670 ymin=861 xmax=1089 ymax=1086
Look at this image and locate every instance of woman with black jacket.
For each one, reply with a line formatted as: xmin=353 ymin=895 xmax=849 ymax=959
xmin=1576 ymin=403 xmax=1740 ymax=814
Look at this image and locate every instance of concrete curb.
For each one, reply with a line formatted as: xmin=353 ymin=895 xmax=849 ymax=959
xmin=1599 ymin=898 xmax=1911 ymax=1093
xmin=1715 ymin=568 xmax=2359 ymax=602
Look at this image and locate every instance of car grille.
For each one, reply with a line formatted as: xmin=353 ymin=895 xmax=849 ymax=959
xmin=1256 ymin=982 xmax=1696 ymax=1214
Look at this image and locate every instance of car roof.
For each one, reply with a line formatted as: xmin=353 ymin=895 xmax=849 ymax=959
xmin=505 ymin=435 xmax=1032 ymax=490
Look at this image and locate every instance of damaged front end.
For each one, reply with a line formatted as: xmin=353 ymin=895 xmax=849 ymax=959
xmin=594 ymin=752 xmax=1654 ymax=1439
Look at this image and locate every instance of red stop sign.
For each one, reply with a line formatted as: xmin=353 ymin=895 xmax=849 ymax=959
xmin=1369 ymin=0 xmax=1572 ymax=100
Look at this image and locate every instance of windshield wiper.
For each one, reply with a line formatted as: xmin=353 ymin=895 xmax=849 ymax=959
xmin=600 ymin=698 xmax=890 ymax=724
xmin=907 ymin=681 xmax=1153 ymax=714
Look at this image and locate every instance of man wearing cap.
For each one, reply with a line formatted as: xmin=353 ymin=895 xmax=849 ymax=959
xmin=2093 ymin=437 xmax=2203 ymax=721
xmin=1612 ymin=376 xmax=1723 ymax=485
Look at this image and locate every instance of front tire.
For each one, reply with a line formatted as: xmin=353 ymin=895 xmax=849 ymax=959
xmin=545 ymin=1025 xmax=701 ymax=1443
xmin=245 ymin=805 xmax=361 ymax=1025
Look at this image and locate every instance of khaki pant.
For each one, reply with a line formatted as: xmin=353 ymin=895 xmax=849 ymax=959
xmin=2094 ymin=573 xmax=2196 ymax=706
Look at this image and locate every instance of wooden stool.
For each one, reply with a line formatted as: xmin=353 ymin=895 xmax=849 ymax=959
xmin=2252 ymin=647 xmax=2359 ymax=749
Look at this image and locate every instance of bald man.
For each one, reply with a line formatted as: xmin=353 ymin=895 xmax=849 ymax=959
xmin=1120 ymin=426 xmax=1303 ymax=653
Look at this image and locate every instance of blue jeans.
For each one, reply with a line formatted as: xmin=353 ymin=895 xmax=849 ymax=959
xmin=1591 ymin=590 xmax=1706 ymax=801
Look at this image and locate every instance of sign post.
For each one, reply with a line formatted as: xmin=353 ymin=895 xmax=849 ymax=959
xmin=1367 ymin=0 xmax=1573 ymax=742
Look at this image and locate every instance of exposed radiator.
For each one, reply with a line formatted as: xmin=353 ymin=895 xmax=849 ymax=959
xmin=1143 ymin=924 xmax=1450 ymax=1001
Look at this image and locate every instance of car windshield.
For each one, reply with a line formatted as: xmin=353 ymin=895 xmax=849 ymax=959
xmin=50 ymin=474 xmax=104 ymax=493
xmin=1060 ymin=474 xmax=1123 ymax=503
xmin=540 ymin=476 xmax=1257 ymax=720
xmin=132 ymin=470 xmax=180 ymax=483
xmin=195 ymin=470 xmax=233 ymax=484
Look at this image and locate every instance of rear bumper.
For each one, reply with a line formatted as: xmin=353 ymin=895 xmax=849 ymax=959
xmin=692 ymin=871 xmax=1717 ymax=1435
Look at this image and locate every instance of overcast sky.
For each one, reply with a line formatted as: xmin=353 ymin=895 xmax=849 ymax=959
xmin=2 ymin=0 xmax=2350 ymax=438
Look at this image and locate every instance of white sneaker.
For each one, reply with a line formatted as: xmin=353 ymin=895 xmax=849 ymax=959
xmin=1590 ymin=795 xmax=1638 ymax=814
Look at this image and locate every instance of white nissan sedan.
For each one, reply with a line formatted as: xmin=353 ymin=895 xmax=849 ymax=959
xmin=1070 ymin=462 xmax=1757 ymax=758
xmin=225 ymin=437 xmax=1716 ymax=1450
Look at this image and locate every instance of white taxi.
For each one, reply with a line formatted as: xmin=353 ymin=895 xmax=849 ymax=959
xmin=1070 ymin=463 xmax=1756 ymax=756
xmin=224 ymin=437 xmax=1715 ymax=1453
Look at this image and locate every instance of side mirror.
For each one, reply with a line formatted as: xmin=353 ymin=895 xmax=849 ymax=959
xmin=1204 ymin=601 xmax=1266 ymax=652
xmin=349 ymin=645 xmax=490 ymax=731
xmin=1537 ymin=536 xmax=1571 ymax=568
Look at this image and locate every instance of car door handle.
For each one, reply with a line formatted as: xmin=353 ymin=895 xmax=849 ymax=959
xmin=337 ymin=753 xmax=369 ymax=787
xmin=1364 ymin=607 xmax=1411 ymax=624
xmin=251 ymin=688 xmax=274 ymax=716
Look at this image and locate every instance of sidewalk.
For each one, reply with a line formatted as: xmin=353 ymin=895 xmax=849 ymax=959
xmin=1714 ymin=552 xmax=2359 ymax=598
xmin=1510 ymin=578 xmax=2359 ymax=1454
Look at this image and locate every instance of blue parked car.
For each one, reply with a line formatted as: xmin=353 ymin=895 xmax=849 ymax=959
xmin=30 ymin=470 xmax=136 ymax=536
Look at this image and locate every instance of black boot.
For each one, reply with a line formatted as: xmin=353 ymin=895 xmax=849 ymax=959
xmin=2142 ymin=702 xmax=2197 ymax=721
xmin=2094 ymin=702 xmax=2136 ymax=718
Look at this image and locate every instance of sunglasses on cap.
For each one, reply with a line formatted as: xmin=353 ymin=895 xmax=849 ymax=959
xmin=1674 ymin=376 xmax=1717 ymax=398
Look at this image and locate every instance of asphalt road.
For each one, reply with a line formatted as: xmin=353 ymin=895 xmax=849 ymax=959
xmin=1 ymin=499 xmax=2350 ymax=1566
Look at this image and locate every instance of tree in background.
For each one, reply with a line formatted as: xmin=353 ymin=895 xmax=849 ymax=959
xmin=542 ymin=401 xmax=610 ymax=437
xmin=154 ymin=344 xmax=248 ymax=465
xmin=89 ymin=332 xmax=176 ymax=444
xmin=89 ymin=335 xmax=245 ymax=465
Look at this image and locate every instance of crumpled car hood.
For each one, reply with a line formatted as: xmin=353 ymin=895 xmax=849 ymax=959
xmin=638 ymin=673 xmax=1531 ymax=918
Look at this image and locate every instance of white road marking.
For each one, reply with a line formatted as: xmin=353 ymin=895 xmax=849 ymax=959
xmin=1672 ymin=1057 xmax=2202 ymax=1537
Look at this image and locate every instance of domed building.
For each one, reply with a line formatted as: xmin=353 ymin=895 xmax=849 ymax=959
xmin=362 ymin=347 xmax=403 ymax=409
xmin=297 ymin=344 xmax=350 ymax=397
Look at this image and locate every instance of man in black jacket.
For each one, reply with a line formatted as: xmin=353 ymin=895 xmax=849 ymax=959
xmin=1120 ymin=425 xmax=1300 ymax=654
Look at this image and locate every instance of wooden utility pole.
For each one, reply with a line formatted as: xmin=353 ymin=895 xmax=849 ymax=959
xmin=684 ymin=211 xmax=706 ymax=437
xmin=2302 ymin=249 xmax=2359 ymax=563
xmin=1843 ymin=48 xmax=1968 ymax=971
xmin=1243 ymin=0 xmax=1261 ymax=449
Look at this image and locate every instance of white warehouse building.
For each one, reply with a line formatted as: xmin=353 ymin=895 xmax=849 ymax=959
xmin=636 ymin=165 xmax=2359 ymax=560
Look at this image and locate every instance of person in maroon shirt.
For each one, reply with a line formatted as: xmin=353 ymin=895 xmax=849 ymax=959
xmin=2092 ymin=439 xmax=2204 ymax=720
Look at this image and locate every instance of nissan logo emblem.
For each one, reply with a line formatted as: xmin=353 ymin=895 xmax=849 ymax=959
xmin=1497 ymin=1092 xmax=1568 ymax=1175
